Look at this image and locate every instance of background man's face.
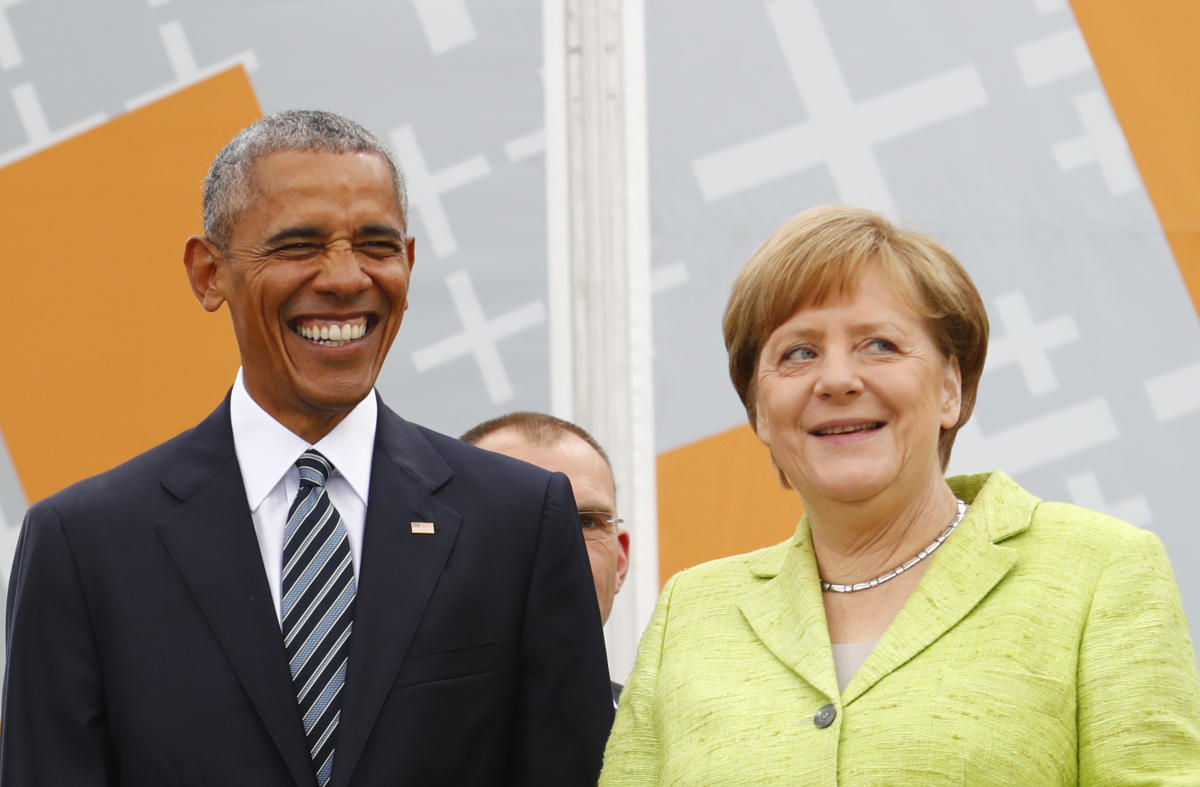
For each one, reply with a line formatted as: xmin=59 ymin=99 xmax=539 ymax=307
xmin=193 ymin=150 xmax=414 ymax=439
xmin=474 ymin=429 xmax=630 ymax=624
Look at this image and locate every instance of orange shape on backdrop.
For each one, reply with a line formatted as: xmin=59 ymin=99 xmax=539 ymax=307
xmin=1073 ymin=0 xmax=1200 ymax=317
xmin=0 ymin=68 xmax=260 ymax=504
xmin=656 ymin=423 xmax=805 ymax=586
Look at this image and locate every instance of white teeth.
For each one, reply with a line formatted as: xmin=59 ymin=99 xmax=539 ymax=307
xmin=295 ymin=319 xmax=367 ymax=345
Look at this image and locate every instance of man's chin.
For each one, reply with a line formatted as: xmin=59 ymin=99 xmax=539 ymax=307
xmin=299 ymin=383 xmax=377 ymax=413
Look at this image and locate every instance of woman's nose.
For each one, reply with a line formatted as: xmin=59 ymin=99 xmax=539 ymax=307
xmin=813 ymin=353 xmax=862 ymax=399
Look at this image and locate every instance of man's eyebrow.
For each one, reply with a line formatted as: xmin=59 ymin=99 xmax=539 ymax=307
xmin=265 ymin=226 xmax=326 ymax=245
xmin=357 ymin=224 xmax=406 ymax=240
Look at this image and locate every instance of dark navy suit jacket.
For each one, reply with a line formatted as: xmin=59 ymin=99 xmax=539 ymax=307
xmin=1 ymin=396 xmax=613 ymax=785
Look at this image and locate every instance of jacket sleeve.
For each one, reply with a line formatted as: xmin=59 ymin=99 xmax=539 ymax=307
xmin=1 ymin=500 xmax=117 ymax=785
xmin=598 ymin=571 xmax=680 ymax=786
xmin=509 ymin=471 xmax=614 ymax=786
xmin=1077 ymin=527 xmax=1200 ymax=783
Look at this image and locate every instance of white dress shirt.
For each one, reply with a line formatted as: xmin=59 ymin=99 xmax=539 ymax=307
xmin=229 ymin=369 xmax=376 ymax=623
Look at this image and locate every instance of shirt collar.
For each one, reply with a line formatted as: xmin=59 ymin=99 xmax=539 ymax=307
xmin=229 ymin=368 xmax=378 ymax=511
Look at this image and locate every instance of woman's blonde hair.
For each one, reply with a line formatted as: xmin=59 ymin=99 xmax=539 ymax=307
xmin=723 ymin=206 xmax=989 ymax=468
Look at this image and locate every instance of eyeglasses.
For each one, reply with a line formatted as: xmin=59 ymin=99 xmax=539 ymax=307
xmin=578 ymin=510 xmax=623 ymax=538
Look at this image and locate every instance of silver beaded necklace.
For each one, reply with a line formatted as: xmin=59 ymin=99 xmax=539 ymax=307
xmin=820 ymin=498 xmax=968 ymax=593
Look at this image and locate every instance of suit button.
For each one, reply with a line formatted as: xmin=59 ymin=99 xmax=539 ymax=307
xmin=813 ymin=703 xmax=836 ymax=728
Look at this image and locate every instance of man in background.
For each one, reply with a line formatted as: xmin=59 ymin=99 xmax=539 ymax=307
xmin=463 ymin=412 xmax=630 ymax=704
xmin=2 ymin=110 xmax=612 ymax=786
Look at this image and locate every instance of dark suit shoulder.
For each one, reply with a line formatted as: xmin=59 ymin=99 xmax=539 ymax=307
xmin=35 ymin=400 xmax=234 ymax=528
xmin=41 ymin=430 xmax=186 ymax=512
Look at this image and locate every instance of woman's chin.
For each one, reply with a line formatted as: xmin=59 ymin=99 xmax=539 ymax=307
xmin=799 ymin=477 xmax=889 ymax=507
xmin=806 ymin=464 xmax=934 ymax=507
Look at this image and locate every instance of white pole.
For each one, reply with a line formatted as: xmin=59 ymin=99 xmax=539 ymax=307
xmin=544 ymin=0 xmax=658 ymax=682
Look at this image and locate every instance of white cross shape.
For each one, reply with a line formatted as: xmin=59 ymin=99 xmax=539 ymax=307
xmin=0 ymin=0 xmax=26 ymax=69
xmin=411 ymin=271 xmax=546 ymax=403
xmin=1035 ymin=0 xmax=1068 ymax=13
xmin=125 ymin=20 xmax=258 ymax=110
xmin=0 ymin=515 xmax=18 ymax=589
xmin=692 ymin=0 xmax=987 ymax=216
xmin=0 ymin=82 xmax=107 ymax=168
xmin=411 ymin=0 xmax=475 ymax=55
xmin=948 ymin=398 xmax=1118 ymax=477
xmin=0 ymin=428 xmax=22 ymax=588
xmin=1013 ymin=28 xmax=1092 ymax=88
xmin=1145 ymin=361 xmax=1200 ymax=423
xmin=390 ymin=125 xmax=490 ymax=258
xmin=505 ymin=128 xmax=545 ymax=163
xmin=1053 ymin=89 xmax=1139 ymax=196
xmin=651 ymin=261 xmax=689 ymax=294
xmin=1065 ymin=472 xmax=1152 ymax=526
xmin=985 ymin=291 xmax=1079 ymax=395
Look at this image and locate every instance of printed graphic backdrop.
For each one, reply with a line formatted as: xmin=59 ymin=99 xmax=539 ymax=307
xmin=652 ymin=0 xmax=1200 ymax=635
xmin=1 ymin=0 xmax=1199 ymax=687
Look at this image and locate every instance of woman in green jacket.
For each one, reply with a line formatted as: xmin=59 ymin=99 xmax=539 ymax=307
xmin=600 ymin=206 xmax=1200 ymax=785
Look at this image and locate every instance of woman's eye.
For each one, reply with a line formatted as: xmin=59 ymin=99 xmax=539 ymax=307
xmin=782 ymin=345 xmax=816 ymax=361
xmin=866 ymin=338 xmax=898 ymax=352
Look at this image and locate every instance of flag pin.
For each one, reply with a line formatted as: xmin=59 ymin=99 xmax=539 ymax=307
xmin=410 ymin=521 xmax=436 ymax=535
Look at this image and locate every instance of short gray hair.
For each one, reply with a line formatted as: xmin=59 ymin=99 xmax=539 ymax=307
xmin=202 ymin=109 xmax=408 ymax=250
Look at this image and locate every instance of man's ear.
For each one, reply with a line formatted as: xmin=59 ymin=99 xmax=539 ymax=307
xmin=405 ymin=235 xmax=416 ymax=272
xmin=184 ymin=236 xmax=228 ymax=313
xmin=613 ymin=529 xmax=631 ymax=594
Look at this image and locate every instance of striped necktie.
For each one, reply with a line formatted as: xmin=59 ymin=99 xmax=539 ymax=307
xmin=282 ymin=450 xmax=356 ymax=787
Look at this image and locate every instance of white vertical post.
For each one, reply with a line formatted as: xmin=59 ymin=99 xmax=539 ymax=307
xmin=544 ymin=0 xmax=658 ymax=682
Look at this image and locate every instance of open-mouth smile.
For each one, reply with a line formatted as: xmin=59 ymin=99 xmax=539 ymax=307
xmin=292 ymin=316 xmax=371 ymax=347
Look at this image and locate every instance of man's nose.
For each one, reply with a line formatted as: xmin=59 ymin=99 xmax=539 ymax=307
xmin=314 ymin=244 xmax=372 ymax=296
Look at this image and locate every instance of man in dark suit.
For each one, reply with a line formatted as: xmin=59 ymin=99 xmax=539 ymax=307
xmin=1 ymin=110 xmax=613 ymax=786
xmin=462 ymin=412 xmax=630 ymax=706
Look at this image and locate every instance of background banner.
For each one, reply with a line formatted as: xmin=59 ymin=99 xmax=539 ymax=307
xmin=1 ymin=0 xmax=1197 ymax=684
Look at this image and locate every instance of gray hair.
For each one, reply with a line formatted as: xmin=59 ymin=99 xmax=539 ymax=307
xmin=202 ymin=109 xmax=408 ymax=250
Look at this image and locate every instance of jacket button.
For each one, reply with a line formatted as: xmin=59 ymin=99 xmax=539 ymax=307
xmin=813 ymin=703 xmax=836 ymax=728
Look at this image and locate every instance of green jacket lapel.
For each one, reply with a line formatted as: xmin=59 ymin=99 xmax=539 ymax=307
xmin=844 ymin=472 xmax=1035 ymax=704
xmin=738 ymin=517 xmax=840 ymax=702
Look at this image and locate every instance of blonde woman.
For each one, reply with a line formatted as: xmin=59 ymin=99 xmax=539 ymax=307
xmin=600 ymin=206 xmax=1200 ymax=785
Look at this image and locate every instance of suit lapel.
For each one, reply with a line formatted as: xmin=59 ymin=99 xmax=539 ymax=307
xmin=737 ymin=518 xmax=840 ymax=702
xmin=155 ymin=399 xmax=317 ymax=787
xmin=331 ymin=404 xmax=462 ymax=787
xmin=843 ymin=472 xmax=1035 ymax=704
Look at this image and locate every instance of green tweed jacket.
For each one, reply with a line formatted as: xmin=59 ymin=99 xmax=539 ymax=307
xmin=600 ymin=471 xmax=1200 ymax=785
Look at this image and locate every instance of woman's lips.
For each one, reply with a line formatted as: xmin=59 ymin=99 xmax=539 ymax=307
xmin=810 ymin=421 xmax=884 ymax=436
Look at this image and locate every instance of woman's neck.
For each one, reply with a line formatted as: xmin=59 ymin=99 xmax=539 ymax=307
xmin=807 ymin=479 xmax=959 ymax=587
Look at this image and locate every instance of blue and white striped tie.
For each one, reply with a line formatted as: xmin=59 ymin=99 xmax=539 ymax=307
xmin=282 ymin=450 xmax=356 ymax=787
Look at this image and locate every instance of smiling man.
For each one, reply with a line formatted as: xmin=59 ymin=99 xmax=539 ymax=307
xmin=1 ymin=111 xmax=613 ymax=786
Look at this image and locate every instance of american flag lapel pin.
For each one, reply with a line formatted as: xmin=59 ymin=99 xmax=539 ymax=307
xmin=410 ymin=521 xmax=436 ymax=535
